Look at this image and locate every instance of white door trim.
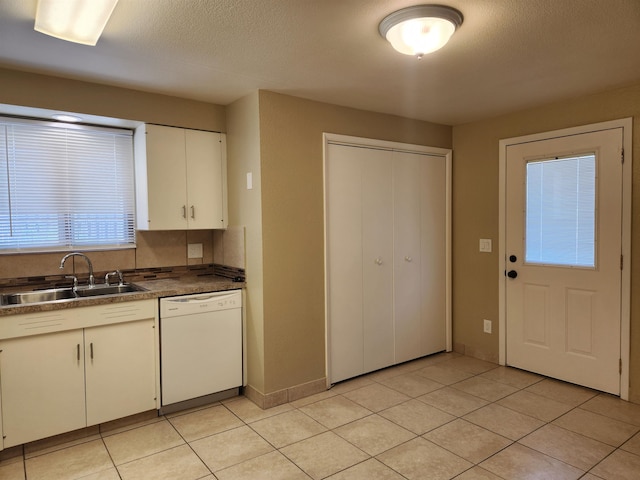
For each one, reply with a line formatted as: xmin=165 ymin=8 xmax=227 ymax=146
xmin=498 ymin=118 xmax=632 ymax=400
xmin=323 ymin=133 xmax=452 ymax=386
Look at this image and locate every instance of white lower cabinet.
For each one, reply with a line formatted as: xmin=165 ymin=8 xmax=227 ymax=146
xmin=326 ymin=138 xmax=451 ymax=384
xmin=0 ymin=301 xmax=157 ymax=448
xmin=0 ymin=330 xmax=86 ymax=447
xmin=85 ymin=320 xmax=156 ymax=426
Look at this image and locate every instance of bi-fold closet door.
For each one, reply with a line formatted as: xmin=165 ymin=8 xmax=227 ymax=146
xmin=325 ymin=136 xmax=451 ymax=384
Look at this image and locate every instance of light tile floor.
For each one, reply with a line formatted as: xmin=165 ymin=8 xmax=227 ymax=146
xmin=2 ymin=352 xmax=640 ymax=479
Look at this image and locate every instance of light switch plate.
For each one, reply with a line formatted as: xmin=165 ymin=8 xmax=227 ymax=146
xmin=479 ymin=238 xmax=492 ymax=253
xmin=187 ymin=243 xmax=203 ymax=259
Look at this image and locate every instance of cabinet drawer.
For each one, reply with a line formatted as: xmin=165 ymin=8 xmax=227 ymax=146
xmin=79 ymin=300 xmax=156 ymax=327
xmin=0 ymin=310 xmax=72 ymax=340
xmin=0 ymin=299 xmax=157 ymax=340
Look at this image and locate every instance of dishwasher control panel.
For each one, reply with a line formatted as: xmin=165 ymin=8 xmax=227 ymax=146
xmin=160 ymin=290 xmax=242 ymax=318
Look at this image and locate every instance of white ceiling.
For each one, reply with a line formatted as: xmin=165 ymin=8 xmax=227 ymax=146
xmin=0 ymin=0 xmax=639 ymax=125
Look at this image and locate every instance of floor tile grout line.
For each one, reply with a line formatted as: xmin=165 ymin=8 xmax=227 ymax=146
xmin=97 ymin=435 xmax=122 ymax=479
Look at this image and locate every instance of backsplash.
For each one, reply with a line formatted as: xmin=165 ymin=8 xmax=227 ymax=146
xmin=0 ymin=264 xmax=245 ymax=291
xmin=0 ymin=226 xmax=245 ymax=288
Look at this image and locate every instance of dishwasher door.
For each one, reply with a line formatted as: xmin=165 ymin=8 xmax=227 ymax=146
xmin=160 ymin=290 xmax=242 ymax=406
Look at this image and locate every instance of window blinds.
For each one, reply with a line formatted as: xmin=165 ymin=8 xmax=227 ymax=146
xmin=525 ymin=154 xmax=596 ymax=268
xmin=0 ymin=117 xmax=136 ymax=253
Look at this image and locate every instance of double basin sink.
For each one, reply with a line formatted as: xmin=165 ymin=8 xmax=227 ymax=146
xmin=0 ymin=283 xmax=146 ymax=306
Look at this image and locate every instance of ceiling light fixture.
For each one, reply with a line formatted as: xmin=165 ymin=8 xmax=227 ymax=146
xmin=34 ymin=0 xmax=119 ymax=46
xmin=379 ymin=4 xmax=463 ymax=59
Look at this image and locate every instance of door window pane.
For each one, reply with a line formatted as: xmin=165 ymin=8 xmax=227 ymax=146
xmin=525 ymin=154 xmax=596 ymax=267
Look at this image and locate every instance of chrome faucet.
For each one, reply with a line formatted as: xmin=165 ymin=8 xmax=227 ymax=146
xmin=59 ymin=252 xmax=95 ymax=288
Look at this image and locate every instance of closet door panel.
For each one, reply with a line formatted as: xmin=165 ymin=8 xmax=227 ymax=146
xmin=362 ymin=151 xmax=394 ymax=373
xmin=326 ymin=144 xmax=364 ymax=383
xmin=421 ymin=156 xmax=448 ymax=354
xmin=393 ymin=152 xmax=423 ymax=363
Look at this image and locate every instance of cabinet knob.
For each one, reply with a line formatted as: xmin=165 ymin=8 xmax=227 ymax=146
xmin=404 ymin=256 xmax=412 ymax=262
xmin=374 ymin=257 xmax=383 ymax=266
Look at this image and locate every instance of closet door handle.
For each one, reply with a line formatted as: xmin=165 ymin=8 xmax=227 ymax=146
xmin=90 ymin=342 xmax=94 ymax=360
xmin=77 ymin=344 xmax=80 ymax=361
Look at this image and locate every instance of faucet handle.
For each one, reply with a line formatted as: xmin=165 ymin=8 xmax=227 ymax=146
xmin=105 ymin=270 xmax=125 ymax=286
xmin=65 ymin=275 xmax=78 ymax=291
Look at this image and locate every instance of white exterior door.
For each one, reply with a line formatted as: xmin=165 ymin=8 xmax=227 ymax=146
xmin=505 ymin=127 xmax=624 ymax=395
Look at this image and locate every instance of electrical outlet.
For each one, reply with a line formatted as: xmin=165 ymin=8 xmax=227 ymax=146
xmin=483 ymin=319 xmax=492 ymax=334
xmin=187 ymin=243 xmax=203 ymax=259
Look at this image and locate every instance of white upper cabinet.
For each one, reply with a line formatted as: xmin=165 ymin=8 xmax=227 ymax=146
xmin=135 ymin=124 xmax=228 ymax=230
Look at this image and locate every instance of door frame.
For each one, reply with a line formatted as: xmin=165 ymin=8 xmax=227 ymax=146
xmin=323 ymin=133 xmax=453 ymax=386
xmin=498 ymin=118 xmax=632 ymax=399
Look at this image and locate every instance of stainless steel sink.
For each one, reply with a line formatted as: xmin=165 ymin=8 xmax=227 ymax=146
xmin=0 ymin=288 xmax=76 ymax=305
xmin=74 ymin=283 xmax=146 ymax=297
xmin=0 ymin=283 xmax=147 ymax=306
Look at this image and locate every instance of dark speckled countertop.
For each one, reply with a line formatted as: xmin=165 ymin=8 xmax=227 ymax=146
xmin=0 ymin=275 xmax=245 ymax=316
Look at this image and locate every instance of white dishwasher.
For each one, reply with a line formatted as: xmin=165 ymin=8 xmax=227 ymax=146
xmin=160 ymin=290 xmax=242 ymax=412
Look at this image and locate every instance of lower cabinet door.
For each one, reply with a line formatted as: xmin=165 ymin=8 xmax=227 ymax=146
xmin=0 ymin=330 xmax=86 ymax=447
xmin=84 ymin=320 xmax=156 ymax=426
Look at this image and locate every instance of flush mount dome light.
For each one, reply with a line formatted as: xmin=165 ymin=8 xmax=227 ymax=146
xmin=379 ymin=4 xmax=463 ymax=58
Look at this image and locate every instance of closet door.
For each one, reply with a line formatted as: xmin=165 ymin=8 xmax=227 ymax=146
xmin=393 ymin=151 xmax=423 ymax=363
xmin=394 ymin=151 xmax=448 ymax=361
xmin=326 ymin=144 xmax=364 ymax=383
xmin=362 ymin=151 xmax=394 ymax=374
xmin=326 ymin=137 xmax=450 ymax=385
xmin=419 ymin=154 xmax=448 ymax=354
xmin=326 ymin=144 xmax=394 ymax=383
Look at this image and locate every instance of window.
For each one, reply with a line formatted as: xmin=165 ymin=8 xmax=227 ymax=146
xmin=0 ymin=117 xmax=135 ymax=253
xmin=525 ymin=154 xmax=596 ymax=268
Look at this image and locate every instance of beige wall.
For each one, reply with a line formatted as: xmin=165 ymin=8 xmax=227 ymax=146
xmin=226 ymin=92 xmax=266 ymax=392
xmin=256 ymin=91 xmax=452 ymax=393
xmin=0 ymin=68 xmax=226 ymax=279
xmin=0 ymin=68 xmax=225 ymax=131
xmin=452 ymin=81 xmax=640 ymax=402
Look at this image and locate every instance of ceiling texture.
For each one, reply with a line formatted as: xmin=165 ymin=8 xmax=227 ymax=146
xmin=0 ymin=0 xmax=639 ymax=125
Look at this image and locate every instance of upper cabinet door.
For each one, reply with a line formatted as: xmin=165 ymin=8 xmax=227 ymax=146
xmin=137 ymin=124 xmax=189 ymax=230
xmin=185 ymin=129 xmax=226 ymax=229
